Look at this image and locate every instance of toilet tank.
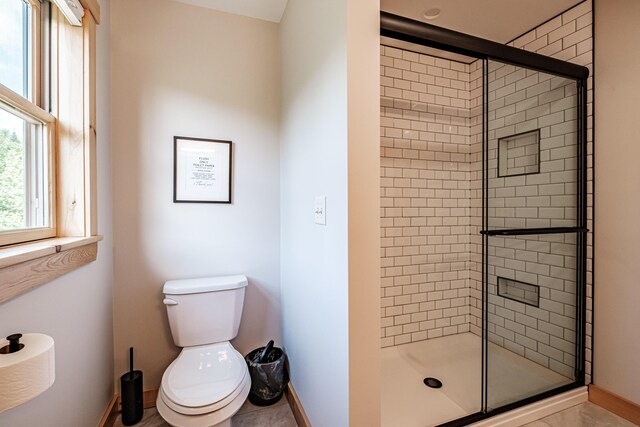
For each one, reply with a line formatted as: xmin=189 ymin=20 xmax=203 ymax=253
xmin=163 ymin=275 xmax=248 ymax=347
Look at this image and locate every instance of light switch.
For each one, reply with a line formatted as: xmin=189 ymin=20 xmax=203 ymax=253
xmin=314 ymin=196 xmax=326 ymax=225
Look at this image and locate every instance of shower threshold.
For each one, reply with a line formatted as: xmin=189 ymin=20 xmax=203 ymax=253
xmin=381 ymin=333 xmax=571 ymax=427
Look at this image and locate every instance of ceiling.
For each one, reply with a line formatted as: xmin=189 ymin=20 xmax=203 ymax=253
xmin=380 ymin=0 xmax=585 ymax=44
xmin=171 ymin=0 xmax=288 ymax=23
xmin=169 ymin=0 xmax=584 ymax=40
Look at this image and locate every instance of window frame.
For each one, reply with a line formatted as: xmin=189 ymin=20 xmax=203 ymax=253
xmin=0 ymin=0 xmax=56 ymax=246
xmin=29 ymin=0 xmax=43 ymax=106
xmin=0 ymin=0 xmax=101 ymax=304
xmin=0 ymin=89 xmax=56 ymax=246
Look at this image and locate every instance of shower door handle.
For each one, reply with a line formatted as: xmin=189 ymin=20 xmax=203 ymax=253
xmin=481 ymin=227 xmax=588 ymax=236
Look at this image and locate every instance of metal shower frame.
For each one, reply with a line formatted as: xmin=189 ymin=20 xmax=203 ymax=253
xmin=381 ymin=11 xmax=589 ymax=427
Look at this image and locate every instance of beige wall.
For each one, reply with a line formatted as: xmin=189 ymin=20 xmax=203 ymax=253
xmin=279 ymin=0 xmax=380 ymax=424
xmin=594 ymin=0 xmax=640 ymax=405
xmin=279 ymin=0 xmax=350 ymax=424
xmin=0 ymin=0 xmax=114 ymax=424
xmin=111 ymin=0 xmax=281 ymax=390
xmin=347 ymin=0 xmax=381 ymax=424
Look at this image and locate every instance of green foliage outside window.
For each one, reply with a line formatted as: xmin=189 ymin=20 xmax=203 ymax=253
xmin=0 ymin=128 xmax=25 ymax=230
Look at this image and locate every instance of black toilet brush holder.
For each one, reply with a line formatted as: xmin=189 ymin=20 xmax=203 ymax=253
xmin=120 ymin=347 xmax=143 ymax=425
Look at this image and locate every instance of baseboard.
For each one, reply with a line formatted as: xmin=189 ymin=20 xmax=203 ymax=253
xmin=115 ymin=387 xmax=158 ymax=412
xmin=98 ymin=395 xmax=118 ymax=427
xmin=98 ymin=388 xmax=159 ymax=427
xmin=470 ymin=386 xmax=588 ymax=427
xmin=143 ymin=388 xmax=159 ymax=409
xmin=285 ymin=383 xmax=312 ymax=427
xmin=98 ymin=388 xmax=158 ymax=427
xmin=589 ymin=384 xmax=640 ymax=425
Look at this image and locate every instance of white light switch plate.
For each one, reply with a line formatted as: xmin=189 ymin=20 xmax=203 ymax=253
xmin=314 ymin=196 xmax=326 ymax=225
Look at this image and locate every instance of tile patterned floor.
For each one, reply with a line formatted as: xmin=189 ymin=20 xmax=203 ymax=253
xmin=522 ymin=402 xmax=638 ymax=427
xmin=113 ymin=395 xmax=298 ymax=427
xmin=114 ymin=399 xmax=637 ymax=426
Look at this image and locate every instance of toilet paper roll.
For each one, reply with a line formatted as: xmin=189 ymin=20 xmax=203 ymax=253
xmin=0 ymin=333 xmax=55 ymax=413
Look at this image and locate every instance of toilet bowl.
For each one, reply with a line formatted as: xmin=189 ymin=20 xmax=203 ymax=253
xmin=156 ymin=275 xmax=250 ymax=426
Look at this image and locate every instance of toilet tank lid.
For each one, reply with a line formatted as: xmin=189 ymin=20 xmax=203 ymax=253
xmin=163 ymin=275 xmax=248 ymax=295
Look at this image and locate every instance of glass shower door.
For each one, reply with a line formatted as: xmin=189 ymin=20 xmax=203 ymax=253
xmin=482 ymin=59 xmax=586 ymax=411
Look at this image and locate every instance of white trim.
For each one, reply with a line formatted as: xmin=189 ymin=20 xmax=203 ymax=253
xmin=470 ymin=387 xmax=588 ymax=427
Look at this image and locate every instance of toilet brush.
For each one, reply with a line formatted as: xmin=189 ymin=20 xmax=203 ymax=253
xmin=120 ymin=347 xmax=143 ymax=425
xmin=257 ymin=340 xmax=274 ymax=363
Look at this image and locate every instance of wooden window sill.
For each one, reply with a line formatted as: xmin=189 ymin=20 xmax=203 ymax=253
xmin=0 ymin=236 xmax=103 ymax=304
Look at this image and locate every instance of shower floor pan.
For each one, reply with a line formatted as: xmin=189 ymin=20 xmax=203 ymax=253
xmin=381 ymin=333 xmax=570 ymax=427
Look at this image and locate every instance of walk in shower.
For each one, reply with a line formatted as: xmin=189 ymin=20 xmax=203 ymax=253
xmin=379 ymin=10 xmax=589 ymax=427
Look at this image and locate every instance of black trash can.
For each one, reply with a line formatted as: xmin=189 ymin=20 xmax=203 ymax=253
xmin=245 ymin=343 xmax=288 ymax=406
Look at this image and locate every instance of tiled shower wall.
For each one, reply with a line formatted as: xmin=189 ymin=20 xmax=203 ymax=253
xmin=469 ymin=64 xmax=580 ymax=378
xmin=380 ymin=47 xmax=471 ymax=347
xmin=469 ymin=0 xmax=594 ymax=380
xmin=380 ymin=0 xmax=593 ymax=381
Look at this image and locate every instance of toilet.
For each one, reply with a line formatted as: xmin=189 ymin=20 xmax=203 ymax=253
xmin=156 ymin=275 xmax=250 ymax=427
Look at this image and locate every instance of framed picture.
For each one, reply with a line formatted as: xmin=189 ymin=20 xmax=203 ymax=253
xmin=173 ymin=136 xmax=232 ymax=203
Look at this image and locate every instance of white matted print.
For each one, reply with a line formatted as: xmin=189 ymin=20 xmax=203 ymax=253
xmin=173 ymin=136 xmax=232 ymax=203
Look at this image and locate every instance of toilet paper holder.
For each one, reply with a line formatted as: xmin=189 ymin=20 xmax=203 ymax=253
xmin=0 ymin=334 xmax=25 ymax=354
xmin=0 ymin=332 xmax=56 ymax=413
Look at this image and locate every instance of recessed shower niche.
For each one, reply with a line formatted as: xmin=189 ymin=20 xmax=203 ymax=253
xmin=379 ymin=8 xmax=589 ymax=427
xmin=498 ymin=130 xmax=540 ymax=178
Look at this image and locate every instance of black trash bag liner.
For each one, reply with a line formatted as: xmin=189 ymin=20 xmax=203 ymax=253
xmin=245 ymin=346 xmax=289 ymax=406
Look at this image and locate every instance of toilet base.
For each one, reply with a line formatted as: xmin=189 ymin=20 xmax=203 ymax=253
xmin=156 ymin=373 xmax=250 ymax=427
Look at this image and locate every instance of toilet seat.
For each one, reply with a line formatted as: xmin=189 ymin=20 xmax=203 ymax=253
xmin=157 ymin=373 xmax=250 ymax=427
xmin=160 ymin=342 xmax=248 ymax=416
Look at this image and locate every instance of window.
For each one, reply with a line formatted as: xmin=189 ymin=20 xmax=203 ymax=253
xmin=0 ymin=0 xmax=101 ymax=304
xmin=0 ymin=0 xmax=32 ymax=98
xmin=0 ymin=0 xmax=55 ymax=246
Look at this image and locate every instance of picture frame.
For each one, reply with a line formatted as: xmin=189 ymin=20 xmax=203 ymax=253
xmin=173 ymin=136 xmax=232 ymax=203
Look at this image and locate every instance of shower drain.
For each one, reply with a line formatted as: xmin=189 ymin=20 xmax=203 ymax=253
xmin=423 ymin=377 xmax=443 ymax=388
